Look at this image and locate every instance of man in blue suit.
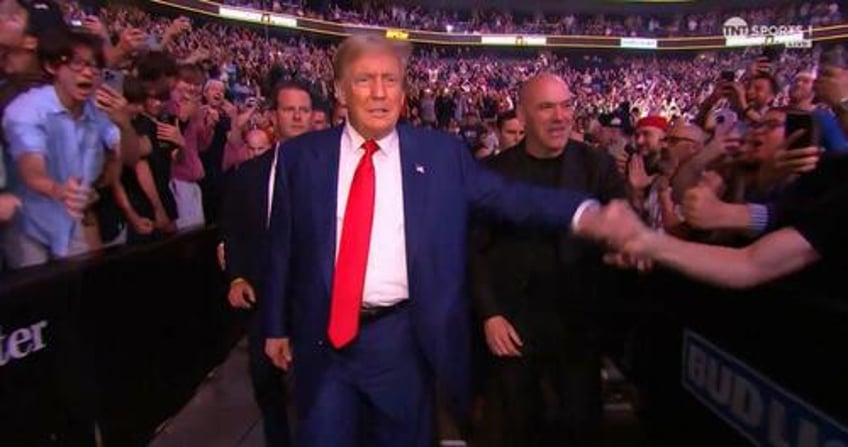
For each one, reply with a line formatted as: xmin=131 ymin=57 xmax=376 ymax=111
xmin=262 ymin=34 xmax=628 ymax=446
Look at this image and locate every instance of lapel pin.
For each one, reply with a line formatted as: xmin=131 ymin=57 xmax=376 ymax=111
xmin=415 ymin=164 xmax=426 ymax=174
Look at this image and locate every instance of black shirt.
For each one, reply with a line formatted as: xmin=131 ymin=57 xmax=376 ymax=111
xmin=498 ymin=149 xmax=565 ymax=304
xmin=122 ymin=115 xmax=178 ymax=220
xmin=774 ymin=155 xmax=848 ymax=296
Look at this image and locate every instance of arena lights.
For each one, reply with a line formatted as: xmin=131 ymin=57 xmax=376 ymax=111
xmin=480 ymin=35 xmax=547 ymax=46
xmin=145 ymin=0 xmax=848 ymax=50
xmin=386 ymin=29 xmax=410 ymax=40
xmin=218 ymin=6 xmax=264 ymax=22
xmin=620 ymin=37 xmax=658 ymax=49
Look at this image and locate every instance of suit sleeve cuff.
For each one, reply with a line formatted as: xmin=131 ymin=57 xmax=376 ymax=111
xmin=571 ymin=199 xmax=601 ymax=231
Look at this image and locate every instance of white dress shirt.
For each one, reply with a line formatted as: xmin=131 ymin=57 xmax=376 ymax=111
xmin=336 ymin=123 xmax=409 ymax=307
xmin=266 ymin=145 xmax=280 ymax=228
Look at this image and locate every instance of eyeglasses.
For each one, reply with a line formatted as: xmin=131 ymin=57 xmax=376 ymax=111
xmin=61 ymin=56 xmax=102 ymax=74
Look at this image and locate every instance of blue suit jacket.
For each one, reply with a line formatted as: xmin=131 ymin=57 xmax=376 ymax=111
xmin=262 ymin=124 xmax=589 ymax=415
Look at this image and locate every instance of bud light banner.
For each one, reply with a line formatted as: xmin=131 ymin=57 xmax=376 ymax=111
xmin=682 ymin=330 xmax=848 ymax=447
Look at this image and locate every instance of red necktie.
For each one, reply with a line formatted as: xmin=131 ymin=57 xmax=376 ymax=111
xmin=328 ymin=139 xmax=379 ymax=348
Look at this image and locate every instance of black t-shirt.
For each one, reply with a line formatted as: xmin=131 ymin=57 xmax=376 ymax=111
xmin=774 ymin=155 xmax=848 ymax=295
xmin=504 ymin=149 xmax=565 ymax=299
xmin=122 ymin=115 xmax=178 ymax=220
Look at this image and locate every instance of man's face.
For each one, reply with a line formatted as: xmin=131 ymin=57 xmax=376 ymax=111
xmin=171 ymin=79 xmax=202 ymax=119
xmin=171 ymin=79 xmax=201 ymax=104
xmin=661 ymin=124 xmax=703 ymax=174
xmin=274 ymin=88 xmax=312 ymax=141
xmin=244 ymin=129 xmax=272 ymax=158
xmin=311 ymin=109 xmax=329 ymax=131
xmin=789 ymin=73 xmax=815 ymax=104
xmin=143 ymin=94 xmax=164 ymax=117
xmin=0 ymin=1 xmax=32 ymax=75
xmin=497 ymin=117 xmax=524 ymax=149
xmin=336 ymin=50 xmax=404 ymax=140
xmin=204 ymin=81 xmax=225 ymax=107
xmin=50 ymin=46 xmax=101 ymax=105
xmin=519 ymin=77 xmax=574 ymax=153
xmin=634 ymin=126 xmax=664 ymax=156
xmin=746 ymin=109 xmax=786 ymax=164
xmin=746 ymin=78 xmax=775 ymax=107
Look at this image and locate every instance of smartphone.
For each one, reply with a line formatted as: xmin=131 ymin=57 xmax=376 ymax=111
xmin=785 ymin=111 xmax=817 ymax=150
xmin=719 ymin=70 xmax=735 ymax=82
xmin=102 ymin=69 xmax=124 ymax=93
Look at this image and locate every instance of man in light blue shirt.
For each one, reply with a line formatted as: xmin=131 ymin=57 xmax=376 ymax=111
xmin=2 ymin=30 xmax=139 ymax=268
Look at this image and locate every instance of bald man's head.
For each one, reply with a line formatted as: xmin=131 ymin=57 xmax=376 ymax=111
xmin=661 ymin=122 xmax=706 ymax=174
xmin=518 ymin=73 xmax=574 ymax=156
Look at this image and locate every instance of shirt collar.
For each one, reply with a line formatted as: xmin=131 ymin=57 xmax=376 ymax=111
xmin=44 ymin=85 xmax=98 ymax=122
xmin=344 ymin=121 xmax=398 ymax=157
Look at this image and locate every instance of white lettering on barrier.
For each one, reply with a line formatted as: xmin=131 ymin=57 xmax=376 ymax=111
xmin=0 ymin=320 xmax=48 ymax=366
xmin=682 ymin=331 xmax=848 ymax=447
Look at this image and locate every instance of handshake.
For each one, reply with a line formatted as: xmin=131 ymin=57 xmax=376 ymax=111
xmin=574 ymin=200 xmax=656 ymax=270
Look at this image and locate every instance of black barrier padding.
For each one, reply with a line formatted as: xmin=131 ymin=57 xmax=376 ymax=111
xmin=0 ymin=229 xmax=242 ymax=447
xmin=622 ymin=269 xmax=848 ymax=447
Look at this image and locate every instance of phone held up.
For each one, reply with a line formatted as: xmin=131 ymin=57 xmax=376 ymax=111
xmin=784 ymin=111 xmax=818 ymax=151
xmin=101 ymin=69 xmax=125 ymax=93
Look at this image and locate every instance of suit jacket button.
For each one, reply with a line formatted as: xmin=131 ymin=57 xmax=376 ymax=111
xmin=317 ymin=340 xmax=325 ymax=347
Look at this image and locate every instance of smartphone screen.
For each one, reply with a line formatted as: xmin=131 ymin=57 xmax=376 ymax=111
xmin=720 ymin=70 xmax=735 ymax=82
xmin=785 ymin=111 xmax=816 ymax=150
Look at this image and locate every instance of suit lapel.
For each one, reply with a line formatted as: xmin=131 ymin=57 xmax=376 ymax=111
xmin=398 ymin=125 xmax=428 ymax=278
xmin=310 ymin=127 xmax=343 ymax=294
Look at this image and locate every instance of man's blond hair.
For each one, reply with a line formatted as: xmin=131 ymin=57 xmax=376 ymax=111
xmin=332 ymin=34 xmax=412 ymax=83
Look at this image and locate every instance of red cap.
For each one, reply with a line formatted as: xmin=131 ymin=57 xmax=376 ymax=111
xmin=636 ymin=116 xmax=669 ymax=133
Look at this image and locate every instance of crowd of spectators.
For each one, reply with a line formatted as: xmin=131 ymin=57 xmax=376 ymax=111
xmin=0 ymin=0 xmax=846 ymax=277
xmin=218 ymin=0 xmax=844 ymax=37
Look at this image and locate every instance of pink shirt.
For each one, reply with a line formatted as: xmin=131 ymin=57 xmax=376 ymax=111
xmin=167 ymin=101 xmax=214 ymax=183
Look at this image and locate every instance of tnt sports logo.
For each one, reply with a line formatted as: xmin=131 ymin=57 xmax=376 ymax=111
xmin=722 ymin=16 xmax=811 ymax=48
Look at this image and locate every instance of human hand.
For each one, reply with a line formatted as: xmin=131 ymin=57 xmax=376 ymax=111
xmin=228 ymin=279 xmax=256 ymax=309
xmin=483 ymin=315 xmax=523 ymax=357
xmin=265 ymin=338 xmax=293 ymax=371
xmin=156 ymin=119 xmax=186 ymax=148
xmin=627 ymin=155 xmax=655 ymax=192
xmin=0 ymin=193 xmax=22 ymax=222
xmin=95 ymin=84 xmax=131 ymax=128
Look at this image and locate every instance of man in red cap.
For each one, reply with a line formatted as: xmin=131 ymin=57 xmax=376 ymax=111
xmin=626 ymin=116 xmax=668 ymax=228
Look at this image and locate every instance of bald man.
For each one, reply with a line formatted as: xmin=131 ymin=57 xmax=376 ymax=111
xmin=470 ymin=73 xmax=625 ymax=447
xmin=660 ymin=122 xmax=706 ymax=177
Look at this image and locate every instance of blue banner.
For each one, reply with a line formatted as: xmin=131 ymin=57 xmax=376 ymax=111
xmin=682 ymin=330 xmax=848 ymax=447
